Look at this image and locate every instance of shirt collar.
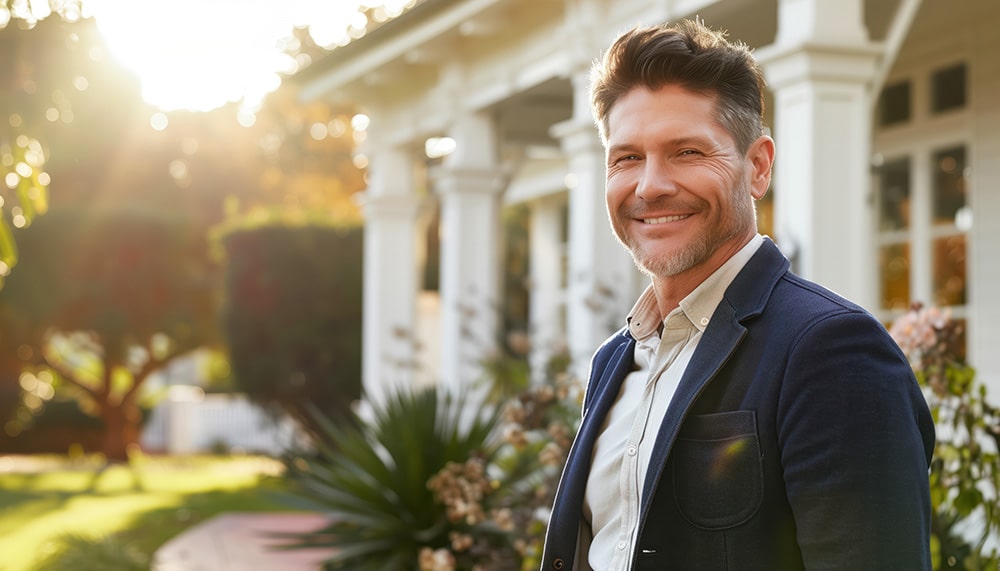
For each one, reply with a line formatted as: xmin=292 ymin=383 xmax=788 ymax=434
xmin=626 ymin=234 xmax=764 ymax=339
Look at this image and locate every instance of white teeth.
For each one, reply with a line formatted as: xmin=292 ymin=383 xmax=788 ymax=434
xmin=643 ymin=214 xmax=689 ymax=224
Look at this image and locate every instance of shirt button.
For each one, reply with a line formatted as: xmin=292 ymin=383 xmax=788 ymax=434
xmin=700 ymin=317 xmax=710 ymax=326
xmin=626 ymin=445 xmax=637 ymax=456
xmin=617 ymin=540 xmax=628 ymax=550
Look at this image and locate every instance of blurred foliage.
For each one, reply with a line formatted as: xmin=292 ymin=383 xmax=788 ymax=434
xmin=890 ymin=304 xmax=1000 ymax=570
xmin=218 ymin=223 xmax=363 ymax=437
xmin=0 ymin=3 xmax=90 ymax=286
xmin=0 ymin=208 xmax=219 ymax=460
xmin=0 ymin=3 xmax=368 ymax=458
xmin=282 ymin=387 xmax=500 ymax=570
xmin=282 ymin=357 xmax=582 ymax=571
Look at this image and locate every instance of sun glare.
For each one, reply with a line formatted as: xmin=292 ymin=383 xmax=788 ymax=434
xmin=87 ymin=0 xmax=415 ymax=113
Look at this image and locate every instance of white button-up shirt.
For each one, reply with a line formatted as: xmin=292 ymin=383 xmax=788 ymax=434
xmin=580 ymin=234 xmax=763 ymax=571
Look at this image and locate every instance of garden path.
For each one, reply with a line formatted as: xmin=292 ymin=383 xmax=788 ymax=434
xmin=152 ymin=512 xmax=335 ymax=571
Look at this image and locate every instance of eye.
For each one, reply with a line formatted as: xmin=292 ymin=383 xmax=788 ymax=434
xmin=614 ymin=154 xmax=641 ymax=164
xmin=679 ymin=149 xmax=701 ymax=156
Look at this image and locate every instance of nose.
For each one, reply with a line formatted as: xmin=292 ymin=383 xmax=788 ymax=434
xmin=635 ymin=158 xmax=679 ymax=201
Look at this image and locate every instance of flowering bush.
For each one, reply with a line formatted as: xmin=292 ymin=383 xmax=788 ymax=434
xmin=420 ymin=375 xmax=581 ymax=571
xmin=889 ymin=303 xmax=1000 ymax=570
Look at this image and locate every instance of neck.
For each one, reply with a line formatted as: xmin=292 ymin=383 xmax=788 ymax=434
xmin=649 ymin=233 xmax=754 ymax=316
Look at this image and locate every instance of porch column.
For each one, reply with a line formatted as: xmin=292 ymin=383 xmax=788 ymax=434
xmin=756 ymin=0 xmax=882 ymax=309
xmin=362 ymin=148 xmax=423 ymax=406
xmin=528 ymin=195 xmax=565 ymax=382
xmin=434 ymin=112 xmax=503 ymax=392
xmin=552 ymin=70 xmax=637 ymax=379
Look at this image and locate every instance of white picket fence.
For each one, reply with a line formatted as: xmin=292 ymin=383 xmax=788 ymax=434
xmin=141 ymin=386 xmax=309 ymax=455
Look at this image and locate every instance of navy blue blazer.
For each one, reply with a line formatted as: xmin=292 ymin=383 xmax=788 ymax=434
xmin=541 ymin=238 xmax=935 ymax=570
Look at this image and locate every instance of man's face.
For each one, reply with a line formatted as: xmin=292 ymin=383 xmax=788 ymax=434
xmin=604 ymin=84 xmax=768 ymax=279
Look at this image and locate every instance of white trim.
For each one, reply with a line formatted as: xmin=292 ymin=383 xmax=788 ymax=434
xmin=870 ymin=0 xmax=923 ymax=105
xmin=299 ymin=0 xmax=504 ymax=102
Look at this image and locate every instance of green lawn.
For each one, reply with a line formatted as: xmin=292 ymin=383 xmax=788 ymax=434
xmin=0 ymin=455 xmax=298 ymax=571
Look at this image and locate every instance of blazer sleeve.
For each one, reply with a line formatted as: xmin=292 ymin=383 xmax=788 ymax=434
xmin=775 ymin=310 xmax=934 ymax=570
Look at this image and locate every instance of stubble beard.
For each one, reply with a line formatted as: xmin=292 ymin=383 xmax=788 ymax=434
xmin=617 ymin=180 xmax=757 ymax=278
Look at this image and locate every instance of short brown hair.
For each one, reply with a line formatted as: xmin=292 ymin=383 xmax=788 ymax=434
xmin=590 ymin=19 xmax=766 ymax=154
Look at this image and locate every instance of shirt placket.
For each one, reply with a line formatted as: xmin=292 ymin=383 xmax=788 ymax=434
xmin=609 ymin=321 xmax=691 ymax=569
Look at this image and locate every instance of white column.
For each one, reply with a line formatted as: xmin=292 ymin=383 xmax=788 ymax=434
xmin=362 ymin=148 xmax=423 ymax=406
xmin=969 ymin=2 xmax=1000 ymax=395
xmin=434 ymin=112 xmax=503 ymax=392
xmin=551 ymin=71 xmax=638 ymax=378
xmin=756 ymin=0 xmax=882 ymax=309
xmin=528 ymin=195 xmax=565 ymax=382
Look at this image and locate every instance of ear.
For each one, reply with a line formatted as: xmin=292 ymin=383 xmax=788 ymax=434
xmin=746 ymin=135 xmax=775 ymax=200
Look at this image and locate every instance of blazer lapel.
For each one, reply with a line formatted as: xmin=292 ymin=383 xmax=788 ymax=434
xmin=638 ymin=238 xmax=789 ymax=524
xmin=543 ymin=331 xmax=636 ymax=564
xmin=639 ymin=299 xmax=746 ymax=505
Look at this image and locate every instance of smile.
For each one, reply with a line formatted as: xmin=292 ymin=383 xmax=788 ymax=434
xmin=642 ymin=214 xmax=690 ymax=224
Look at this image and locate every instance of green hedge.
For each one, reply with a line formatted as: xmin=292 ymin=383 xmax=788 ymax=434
xmin=219 ymin=223 xmax=363 ymax=437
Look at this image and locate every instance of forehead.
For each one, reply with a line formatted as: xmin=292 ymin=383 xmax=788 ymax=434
xmin=606 ymin=85 xmax=723 ymax=141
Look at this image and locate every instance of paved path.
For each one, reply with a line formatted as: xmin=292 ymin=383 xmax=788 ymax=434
xmin=153 ymin=512 xmax=336 ymax=571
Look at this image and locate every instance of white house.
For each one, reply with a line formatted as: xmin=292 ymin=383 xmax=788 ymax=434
xmin=298 ymin=0 xmax=1000 ymax=403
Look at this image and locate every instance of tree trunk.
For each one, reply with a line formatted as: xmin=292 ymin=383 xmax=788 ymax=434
xmin=99 ymin=400 xmax=141 ymax=462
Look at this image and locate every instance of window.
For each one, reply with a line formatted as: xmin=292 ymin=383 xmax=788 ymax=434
xmin=873 ymin=59 xmax=970 ymax=356
xmin=931 ymin=145 xmax=969 ymax=307
xmin=933 ymin=146 xmax=968 ymax=226
xmin=931 ymin=63 xmax=966 ymax=113
xmin=877 ymin=158 xmax=911 ymax=311
xmin=756 ymin=183 xmax=774 ymax=237
xmin=878 ymin=81 xmax=911 ymax=126
xmin=878 ymin=158 xmax=911 ymax=232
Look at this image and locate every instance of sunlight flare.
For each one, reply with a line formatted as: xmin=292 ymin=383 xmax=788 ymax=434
xmin=87 ymin=0 xmax=415 ymax=112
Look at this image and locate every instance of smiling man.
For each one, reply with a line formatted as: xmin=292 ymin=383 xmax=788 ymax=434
xmin=541 ymin=20 xmax=935 ymax=571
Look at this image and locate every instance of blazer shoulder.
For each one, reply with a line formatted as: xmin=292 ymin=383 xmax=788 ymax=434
xmin=776 ymin=271 xmax=874 ymax=321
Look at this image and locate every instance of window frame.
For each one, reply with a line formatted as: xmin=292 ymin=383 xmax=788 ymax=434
xmin=872 ymin=57 xmax=972 ymax=325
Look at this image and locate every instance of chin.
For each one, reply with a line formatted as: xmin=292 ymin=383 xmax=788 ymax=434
xmin=633 ymin=243 xmax=711 ymax=278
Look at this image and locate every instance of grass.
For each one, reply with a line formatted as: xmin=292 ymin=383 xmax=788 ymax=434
xmin=0 ymin=454 xmax=297 ymax=571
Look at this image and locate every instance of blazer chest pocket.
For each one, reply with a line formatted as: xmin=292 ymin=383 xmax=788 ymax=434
xmin=672 ymin=410 xmax=763 ymax=530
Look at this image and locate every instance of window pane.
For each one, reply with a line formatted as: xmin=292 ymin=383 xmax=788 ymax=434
xmin=878 ymin=81 xmax=911 ymax=126
xmin=933 ymin=146 xmax=967 ymax=226
xmin=952 ymin=318 xmax=968 ymax=363
xmin=933 ymin=234 xmax=966 ymax=307
xmin=931 ymin=63 xmax=966 ymax=113
xmin=878 ymin=158 xmax=911 ymax=231
xmin=880 ymin=243 xmax=910 ymax=310
xmin=756 ymin=185 xmax=774 ymax=237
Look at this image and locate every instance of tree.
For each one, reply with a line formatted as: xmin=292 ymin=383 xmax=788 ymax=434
xmin=0 ymin=5 xmax=88 ymax=286
xmin=0 ymin=207 xmax=219 ymax=460
xmin=0 ymin=6 xmax=131 ymax=443
xmin=0 ymin=4 xmax=368 ymax=457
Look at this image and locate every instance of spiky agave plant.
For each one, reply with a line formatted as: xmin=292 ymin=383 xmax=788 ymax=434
xmin=282 ymin=386 xmax=500 ymax=570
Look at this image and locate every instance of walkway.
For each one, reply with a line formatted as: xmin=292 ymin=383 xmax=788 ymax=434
xmin=153 ymin=512 xmax=336 ymax=571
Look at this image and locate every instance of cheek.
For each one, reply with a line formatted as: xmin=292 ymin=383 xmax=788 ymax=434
xmin=605 ymin=176 xmax=631 ymax=206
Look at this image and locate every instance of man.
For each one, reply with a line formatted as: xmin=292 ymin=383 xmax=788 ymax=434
xmin=541 ymin=19 xmax=934 ymax=571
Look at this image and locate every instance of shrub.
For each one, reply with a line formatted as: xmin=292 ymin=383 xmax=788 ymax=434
xmin=890 ymin=303 xmax=1000 ymax=570
xmin=282 ymin=374 xmax=581 ymax=571
xmin=219 ymin=223 xmax=363 ymax=436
